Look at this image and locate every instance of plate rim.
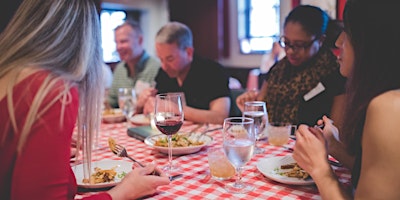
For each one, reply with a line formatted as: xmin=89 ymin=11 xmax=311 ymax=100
xmin=72 ymin=160 xmax=132 ymax=189
xmin=130 ymin=114 xmax=151 ymax=125
xmin=256 ymin=155 xmax=315 ymax=186
xmin=144 ymin=133 xmax=213 ymax=155
xmin=102 ymin=109 xmax=125 ymax=123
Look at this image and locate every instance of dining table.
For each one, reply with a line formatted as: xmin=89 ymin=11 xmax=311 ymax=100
xmin=72 ymin=119 xmax=352 ymax=200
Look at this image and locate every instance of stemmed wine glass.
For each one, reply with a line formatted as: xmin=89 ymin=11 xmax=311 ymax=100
xmin=243 ymin=101 xmax=268 ymax=154
xmin=118 ymin=88 xmax=137 ymax=126
xmin=223 ymin=117 xmax=255 ymax=193
xmin=154 ymin=93 xmax=184 ymax=174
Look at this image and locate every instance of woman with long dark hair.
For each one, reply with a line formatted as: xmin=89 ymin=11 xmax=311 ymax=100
xmin=294 ymin=0 xmax=400 ymax=199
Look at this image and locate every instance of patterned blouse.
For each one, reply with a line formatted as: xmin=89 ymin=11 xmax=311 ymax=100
xmin=261 ymin=47 xmax=346 ymax=125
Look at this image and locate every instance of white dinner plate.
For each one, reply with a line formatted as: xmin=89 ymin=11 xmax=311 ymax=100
xmin=144 ymin=133 xmax=213 ymax=155
xmin=130 ymin=114 xmax=151 ymax=125
xmin=102 ymin=109 xmax=125 ymax=123
xmin=256 ymin=155 xmax=314 ymax=185
xmin=72 ymin=160 xmax=132 ymax=189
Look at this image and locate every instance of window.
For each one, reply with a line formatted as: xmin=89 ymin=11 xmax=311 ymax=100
xmin=100 ymin=10 xmax=126 ymax=63
xmin=237 ymin=0 xmax=280 ymax=54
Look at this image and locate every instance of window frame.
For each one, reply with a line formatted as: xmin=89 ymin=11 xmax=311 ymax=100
xmin=237 ymin=0 xmax=280 ymax=55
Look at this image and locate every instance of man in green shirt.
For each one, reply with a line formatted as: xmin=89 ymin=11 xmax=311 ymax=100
xmin=108 ymin=20 xmax=160 ymax=108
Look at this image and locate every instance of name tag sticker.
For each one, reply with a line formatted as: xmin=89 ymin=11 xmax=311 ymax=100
xmin=303 ymin=82 xmax=325 ymax=101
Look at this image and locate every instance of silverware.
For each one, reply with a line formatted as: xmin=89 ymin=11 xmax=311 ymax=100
xmin=170 ymin=174 xmax=183 ymax=181
xmin=282 ymin=146 xmax=342 ymax=167
xmin=111 ymin=143 xmax=146 ymax=167
xmin=185 ymin=123 xmax=206 ymax=137
xmin=202 ymin=126 xmax=222 ymax=134
xmin=112 ymin=144 xmax=183 ymax=179
xmin=192 ymin=126 xmax=222 ymax=142
xmin=314 ymin=119 xmax=334 ymax=129
xmin=108 ymin=137 xmax=160 ymax=176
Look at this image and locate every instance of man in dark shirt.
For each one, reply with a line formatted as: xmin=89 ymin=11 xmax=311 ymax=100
xmin=138 ymin=22 xmax=230 ymax=124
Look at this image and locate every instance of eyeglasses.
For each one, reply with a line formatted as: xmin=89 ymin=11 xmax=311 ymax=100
xmin=278 ymin=36 xmax=318 ymax=52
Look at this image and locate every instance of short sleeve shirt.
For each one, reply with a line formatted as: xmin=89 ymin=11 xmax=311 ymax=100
xmin=155 ymin=55 xmax=230 ymax=110
xmin=108 ymin=51 xmax=160 ymax=108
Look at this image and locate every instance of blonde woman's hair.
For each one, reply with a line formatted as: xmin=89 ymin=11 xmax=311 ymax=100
xmin=0 ymin=0 xmax=103 ymax=164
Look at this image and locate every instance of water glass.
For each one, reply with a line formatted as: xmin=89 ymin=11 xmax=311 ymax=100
xmin=223 ymin=117 xmax=255 ymax=193
xmin=243 ymin=101 xmax=268 ymax=154
xmin=118 ymin=88 xmax=137 ymax=121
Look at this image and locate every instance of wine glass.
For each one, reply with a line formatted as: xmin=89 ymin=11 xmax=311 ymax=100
xmin=154 ymin=93 xmax=184 ymax=174
xmin=223 ymin=117 xmax=255 ymax=193
xmin=118 ymin=88 xmax=137 ymax=124
xmin=243 ymin=101 xmax=268 ymax=154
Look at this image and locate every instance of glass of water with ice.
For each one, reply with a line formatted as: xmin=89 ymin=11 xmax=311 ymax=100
xmin=222 ymin=117 xmax=255 ymax=194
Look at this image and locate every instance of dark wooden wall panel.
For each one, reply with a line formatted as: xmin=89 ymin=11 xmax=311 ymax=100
xmin=168 ymin=0 xmax=228 ymax=60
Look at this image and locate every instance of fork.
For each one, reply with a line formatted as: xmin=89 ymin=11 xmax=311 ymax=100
xmin=185 ymin=123 xmax=206 ymax=138
xmin=109 ymin=138 xmax=184 ymax=180
xmin=191 ymin=125 xmax=224 ymax=143
xmin=111 ymin=143 xmax=145 ymax=168
xmin=110 ymin=143 xmax=162 ymax=176
xmin=113 ymin=144 xmax=186 ymax=180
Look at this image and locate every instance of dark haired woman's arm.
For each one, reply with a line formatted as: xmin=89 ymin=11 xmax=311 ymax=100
xmin=326 ymin=95 xmax=355 ymax=170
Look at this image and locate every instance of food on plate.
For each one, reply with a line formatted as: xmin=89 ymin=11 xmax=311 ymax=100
xmin=103 ymin=108 xmax=115 ymax=115
xmin=102 ymin=108 xmax=122 ymax=116
xmin=278 ymin=163 xmax=310 ymax=180
xmin=108 ymin=137 xmax=116 ymax=152
xmin=82 ymin=167 xmax=117 ymax=184
xmin=154 ymin=134 xmax=204 ymax=147
xmin=227 ymin=125 xmax=248 ymax=138
xmin=130 ymin=114 xmax=151 ymax=125
xmin=102 ymin=109 xmax=125 ymax=123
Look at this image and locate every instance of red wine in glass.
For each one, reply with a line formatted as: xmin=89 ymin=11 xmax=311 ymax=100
xmin=156 ymin=120 xmax=183 ymax=135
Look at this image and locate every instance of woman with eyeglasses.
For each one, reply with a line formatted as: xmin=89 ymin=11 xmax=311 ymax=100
xmin=236 ymin=5 xmax=346 ymax=128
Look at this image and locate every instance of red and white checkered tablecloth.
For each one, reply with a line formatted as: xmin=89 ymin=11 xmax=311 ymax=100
xmin=74 ymin=122 xmax=351 ymax=200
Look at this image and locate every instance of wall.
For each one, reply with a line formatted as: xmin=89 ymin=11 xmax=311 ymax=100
xmin=101 ymin=0 xmax=294 ymax=69
xmin=219 ymin=0 xmax=292 ymax=68
xmin=102 ymin=0 xmax=169 ymax=58
xmin=168 ymin=0 xmax=223 ymax=60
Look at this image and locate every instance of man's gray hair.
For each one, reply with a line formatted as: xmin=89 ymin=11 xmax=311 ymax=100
xmin=115 ymin=20 xmax=143 ymax=35
xmin=156 ymin=21 xmax=193 ymax=50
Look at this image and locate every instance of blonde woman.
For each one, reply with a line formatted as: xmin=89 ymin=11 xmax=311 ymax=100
xmin=0 ymin=0 xmax=169 ymax=199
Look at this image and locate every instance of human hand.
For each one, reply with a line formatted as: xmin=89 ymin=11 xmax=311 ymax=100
xmin=293 ymin=125 xmax=331 ymax=179
xmin=136 ymin=88 xmax=157 ymax=114
xmin=107 ymin=164 xmax=170 ymax=200
xmin=143 ymin=96 xmax=155 ymax=115
xmin=316 ymin=116 xmax=340 ymax=151
xmin=70 ymin=147 xmax=77 ymax=158
xmin=236 ymin=89 xmax=259 ymax=112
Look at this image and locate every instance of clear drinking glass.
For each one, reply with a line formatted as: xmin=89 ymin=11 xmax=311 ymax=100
xmin=118 ymin=88 xmax=137 ymax=124
xmin=243 ymin=101 xmax=268 ymax=154
xmin=223 ymin=117 xmax=255 ymax=193
xmin=267 ymin=122 xmax=294 ymax=146
xmin=207 ymin=147 xmax=236 ymax=180
xmin=154 ymin=93 xmax=184 ymax=174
